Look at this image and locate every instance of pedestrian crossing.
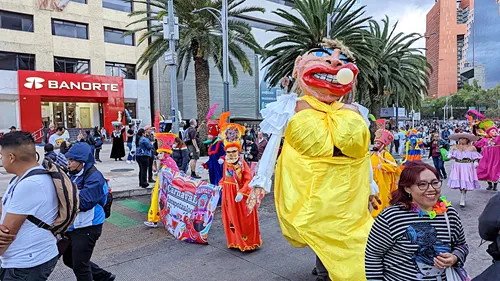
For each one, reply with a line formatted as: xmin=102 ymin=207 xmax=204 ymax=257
xmin=105 ymin=199 xmax=150 ymax=228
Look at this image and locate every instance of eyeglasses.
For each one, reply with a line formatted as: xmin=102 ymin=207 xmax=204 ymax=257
xmin=306 ymin=48 xmax=353 ymax=63
xmin=415 ymin=180 xmax=442 ymax=191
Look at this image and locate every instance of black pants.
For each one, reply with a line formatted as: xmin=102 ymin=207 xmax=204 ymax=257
xmin=394 ymin=139 xmax=400 ymax=154
xmin=432 ymin=156 xmax=447 ymax=179
xmin=316 ymin=255 xmax=330 ymax=280
xmin=0 ymin=255 xmax=58 ymax=281
xmin=95 ymin=148 xmax=101 ymax=160
xmin=62 ymin=225 xmax=112 ymax=281
xmin=147 ymin=154 xmax=154 ymax=180
xmin=136 ymin=155 xmax=150 ymax=186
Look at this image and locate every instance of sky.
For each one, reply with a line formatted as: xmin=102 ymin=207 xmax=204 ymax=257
xmin=362 ymin=0 xmax=435 ymax=49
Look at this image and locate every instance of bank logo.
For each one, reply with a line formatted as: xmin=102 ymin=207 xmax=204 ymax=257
xmin=24 ymin=77 xmax=45 ymax=89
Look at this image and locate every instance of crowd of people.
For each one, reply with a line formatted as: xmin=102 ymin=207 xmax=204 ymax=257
xmin=1 ymin=37 xmax=499 ymax=281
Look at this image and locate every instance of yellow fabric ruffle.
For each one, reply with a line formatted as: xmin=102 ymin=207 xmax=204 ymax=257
xmin=370 ymin=150 xmax=401 ymax=218
xmin=274 ymin=95 xmax=373 ymax=281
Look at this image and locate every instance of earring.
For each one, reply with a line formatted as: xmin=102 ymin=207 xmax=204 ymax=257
xmin=407 ymin=192 xmax=412 ymax=199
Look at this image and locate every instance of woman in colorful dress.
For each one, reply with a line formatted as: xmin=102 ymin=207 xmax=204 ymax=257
xmin=365 ymin=161 xmax=469 ymax=281
xmin=218 ymin=112 xmax=262 ymax=251
xmin=447 ymin=133 xmax=481 ymax=207
xmin=144 ymin=133 xmax=179 ymax=228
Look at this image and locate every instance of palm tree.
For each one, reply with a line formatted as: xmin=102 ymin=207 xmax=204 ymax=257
xmin=127 ymin=0 xmax=264 ymax=125
xmin=263 ymin=0 xmax=374 ymax=92
xmin=360 ymin=17 xmax=431 ymax=121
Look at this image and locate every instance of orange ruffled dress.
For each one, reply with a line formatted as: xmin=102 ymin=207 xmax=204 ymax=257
xmin=219 ymin=159 xmax=262 ymax=251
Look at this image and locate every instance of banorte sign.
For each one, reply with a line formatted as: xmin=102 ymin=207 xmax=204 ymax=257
xmin=17 ymin=70 xmax=124 ymax=135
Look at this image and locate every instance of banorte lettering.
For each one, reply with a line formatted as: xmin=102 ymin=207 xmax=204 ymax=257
xmin=47 ymin=80 xmax=119 ymax=92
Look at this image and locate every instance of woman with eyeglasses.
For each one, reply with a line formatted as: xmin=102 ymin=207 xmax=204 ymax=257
xmin=365 ymin=161 xmax=469 ymax=281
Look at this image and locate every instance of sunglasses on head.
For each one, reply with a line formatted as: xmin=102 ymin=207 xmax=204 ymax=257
xmin=307 ymin=48 xmax=353 ymax=63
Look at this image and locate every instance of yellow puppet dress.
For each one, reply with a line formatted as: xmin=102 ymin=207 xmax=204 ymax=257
xmin=370 ymin=150 xmax=401 ymax=218
xmin=274 ymin=95 xmax=373 ymax=281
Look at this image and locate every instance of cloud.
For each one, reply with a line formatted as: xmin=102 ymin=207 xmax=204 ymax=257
xmin=363 ymin=0 xmax=435 ymax=49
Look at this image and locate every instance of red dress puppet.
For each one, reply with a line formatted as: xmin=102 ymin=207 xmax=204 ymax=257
xmin=218 ymin=112 xmax=262 ymax=251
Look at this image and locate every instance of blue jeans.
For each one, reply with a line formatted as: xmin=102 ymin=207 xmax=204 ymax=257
xmin=0 ymin=255 xmax=58 ymax=281
xmin=432 ymin=156 xmax=447 ymax=179
xmin=127 ymin=142 xmax=135 ymax=161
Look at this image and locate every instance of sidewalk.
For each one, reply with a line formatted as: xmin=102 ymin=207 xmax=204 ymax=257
xmin=0 ymin=144 xmax=210 ymax=198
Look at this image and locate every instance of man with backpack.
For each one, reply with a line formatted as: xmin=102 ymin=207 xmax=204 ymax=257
xmin=63 ymin=142 xmax=115 ymax=281
xmin=0 ymin=132 xmax=59 ymax=280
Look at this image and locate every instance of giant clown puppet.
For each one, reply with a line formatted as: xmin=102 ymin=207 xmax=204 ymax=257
xmin=248 ymin=39 xmax=379 ymax=281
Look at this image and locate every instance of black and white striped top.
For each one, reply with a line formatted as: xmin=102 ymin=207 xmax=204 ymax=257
xmin=365 ymin=204 xmax=468 ymax=281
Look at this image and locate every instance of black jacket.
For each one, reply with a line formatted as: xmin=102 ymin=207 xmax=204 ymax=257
xmin=478 ymin=193 xmax=500 ymax=261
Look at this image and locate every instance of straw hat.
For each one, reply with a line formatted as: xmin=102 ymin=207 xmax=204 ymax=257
xmin=448 ymin=133 xmax=478 ymax=142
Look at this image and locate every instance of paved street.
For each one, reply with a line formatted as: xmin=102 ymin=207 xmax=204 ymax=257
xmin=40 ymin=154 xmax=497 ymax=281
xmin=0 ymin=146 xmax=496 ymax=280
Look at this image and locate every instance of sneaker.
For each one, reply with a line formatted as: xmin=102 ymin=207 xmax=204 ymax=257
xmin=107 ymin=274 xmax=116 ymax=281
xmin=144 ymin=221 xmax=158 ymax=228
xmin=126 ymin=160 xmax=131 ymax=164
xmin=132 ymin=160 xmax=136 ymax=164
xmin=494 ymin=183 xmax=498 ymax=191
xmin=191 ymin=173 xmax=201 ymax=179
xmin=312 ymin=267 xmax=318 ymax=276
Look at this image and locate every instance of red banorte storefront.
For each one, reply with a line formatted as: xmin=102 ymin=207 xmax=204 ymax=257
xmin=18 ymin=70 xmax=124 ymax=135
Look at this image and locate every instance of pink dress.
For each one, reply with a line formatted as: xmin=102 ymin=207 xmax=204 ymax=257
xmin=446 ymin=149 xmax=482 ymax=190
xmin=475 ymin=137 xmax=500 ymax=182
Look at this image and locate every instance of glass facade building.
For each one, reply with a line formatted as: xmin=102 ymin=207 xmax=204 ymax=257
xmin=463 ymin=0 xmax=500 ymax=89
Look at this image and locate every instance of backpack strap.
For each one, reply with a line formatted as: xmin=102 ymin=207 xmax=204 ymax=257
xmin=81 ymin=166 xmax=98 ymax=187
xmin=7 ymin=169 xmax=53 ymax=231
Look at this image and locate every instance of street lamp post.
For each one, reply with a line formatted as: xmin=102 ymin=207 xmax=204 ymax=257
xmin=193 ymin=0 xmax=230 ymax=112
xmin=163 ymin=0 xmax=179 ymax=133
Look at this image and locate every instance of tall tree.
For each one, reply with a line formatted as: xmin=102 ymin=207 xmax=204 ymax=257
xmin=263 ymin=0 xmax=374 ymax=90
xmin=358 ymin=17 xmax=431 ymax=121
xmin=127 ymin=0 xmax=264 ymax=125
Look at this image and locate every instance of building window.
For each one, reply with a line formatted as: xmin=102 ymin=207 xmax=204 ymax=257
xmin=105 ymin=62 xmax=136 ymax=79
xmin=102 ymin=0 xmax=132 ymax=12
xmin=124 ymin=102 xmax=137 ymax=118
xmin=104 ymin=27 xmax=134 ymax=46
xmin=52 ymin=19 xmax=88 ymax=39
xmin=70 ymin=0 xmax=87 ymax=3
xmin=0 ymin=51 xmax=35 ymax=70
xmin=0 ymin=10 xmax=33 ymax=32
xmin=54 ymin=57 xmax=90 ymax=74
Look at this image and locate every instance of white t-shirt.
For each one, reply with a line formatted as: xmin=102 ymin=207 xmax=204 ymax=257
xmin=49 ymin=134 xmax=66 ymax=151
xmin=1 ymin=166 xmax=58 ymax=268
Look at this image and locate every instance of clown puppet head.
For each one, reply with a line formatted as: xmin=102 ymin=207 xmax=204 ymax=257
xmin=292 ymin=39 xmax=359 ymax=103
xmin=219 ymin=112 xmax=245 ymax=164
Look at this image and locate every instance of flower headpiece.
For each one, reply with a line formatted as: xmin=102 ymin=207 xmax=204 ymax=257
xmin=219 ymin=112 xmax=245 ymax=152
xmin=155 ymin=133 xmax=176 ymax=154
xmin=406 ymin=128 xmax=418 ymax=138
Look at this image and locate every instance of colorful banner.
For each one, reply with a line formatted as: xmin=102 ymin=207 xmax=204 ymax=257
xmin=159 ymin=168 xmax=221 ymax=244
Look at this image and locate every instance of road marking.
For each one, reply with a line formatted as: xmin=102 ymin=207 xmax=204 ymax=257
xmin=106 ymin=212 xmax=141 ymax=228
xmin=118 ymin=199 xmax=150 ymax=214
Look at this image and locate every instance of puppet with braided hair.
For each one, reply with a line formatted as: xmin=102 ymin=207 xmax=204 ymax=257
xmin=248 ymin=39 xmax=379 ymax=280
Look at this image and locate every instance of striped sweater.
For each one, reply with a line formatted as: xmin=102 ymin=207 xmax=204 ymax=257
xmin=365 ymin=204 xmax=468 ymax=281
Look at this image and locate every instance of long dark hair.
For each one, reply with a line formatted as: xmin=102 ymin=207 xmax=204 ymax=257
xmin=390 ymin=161 xmax=439 ymax=210
xmin=136 ymin=128 xmax=145 ymax=147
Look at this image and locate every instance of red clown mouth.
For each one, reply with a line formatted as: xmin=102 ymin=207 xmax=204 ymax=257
xmin=303 ymin=63 xmax=359 ymax=96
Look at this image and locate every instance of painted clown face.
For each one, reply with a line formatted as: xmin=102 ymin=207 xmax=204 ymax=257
xmin=489 ymin=128 xmax=498 ymax=138
xmin=225 ymin=147 xmax=240 ymax=164
xmin=293 ymin=47 xmax=359 ymax=103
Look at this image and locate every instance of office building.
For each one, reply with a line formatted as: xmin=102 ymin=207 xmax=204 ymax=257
xmin=425 ymin=0 xmax=473 ymax=98
xmin=0 ymin=0 xmax=151 ymax=134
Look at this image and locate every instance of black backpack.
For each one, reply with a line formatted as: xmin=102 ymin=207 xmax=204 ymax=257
xmin=82 ymin=166 xmax=113 ymax=219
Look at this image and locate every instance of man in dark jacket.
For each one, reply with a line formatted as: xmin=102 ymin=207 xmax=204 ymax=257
xmin=473 ymin=193 xmax=500 ymax=280
xmin=63 ymin=143 xmax=115 ymax=281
